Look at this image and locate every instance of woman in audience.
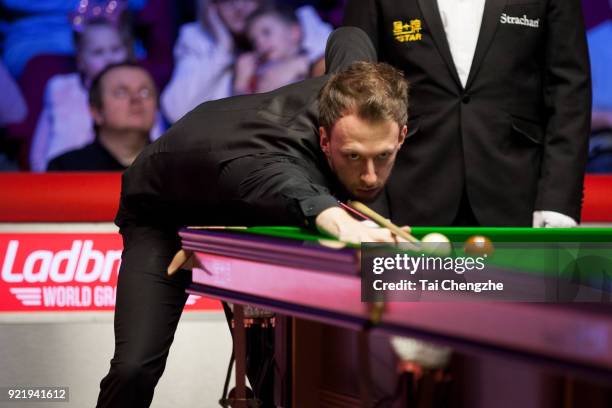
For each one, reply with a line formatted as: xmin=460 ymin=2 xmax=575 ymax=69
xmin=161 ymin=0 xmax=331 ymax=123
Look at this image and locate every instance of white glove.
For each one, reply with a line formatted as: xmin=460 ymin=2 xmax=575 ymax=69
xmin=532 ymin=210 xmax=577 ymax=228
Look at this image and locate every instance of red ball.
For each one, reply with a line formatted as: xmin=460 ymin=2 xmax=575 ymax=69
xmin=463 ymin=235 xmax=494 ymax=257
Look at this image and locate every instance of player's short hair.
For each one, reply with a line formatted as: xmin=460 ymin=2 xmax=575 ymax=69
xmin=318 ymin=61 xmax=409 ymax=132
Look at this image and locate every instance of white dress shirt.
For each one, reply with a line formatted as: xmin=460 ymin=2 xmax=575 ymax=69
xmin=436 ymin=0 xmax=486 ymax=87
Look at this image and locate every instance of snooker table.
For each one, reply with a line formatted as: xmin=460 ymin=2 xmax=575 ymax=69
xmin=181 ymin=226 xmax=612 ymax=407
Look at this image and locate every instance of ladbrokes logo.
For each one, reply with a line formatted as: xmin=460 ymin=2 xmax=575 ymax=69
xmin=1 ymin=235 xmax=122 ymax=310
xmin=2 ymin=240 xmax=121 ymax=283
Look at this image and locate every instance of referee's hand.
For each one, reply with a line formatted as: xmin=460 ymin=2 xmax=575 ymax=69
xmin=532 ymin=210 xmax=577 ymax=228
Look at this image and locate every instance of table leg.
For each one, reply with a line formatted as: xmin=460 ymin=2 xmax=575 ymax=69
xmin=234 ymin=304 xmax=247 ymax=408
xmin=358 ymin=331 xmax=372 ymax=408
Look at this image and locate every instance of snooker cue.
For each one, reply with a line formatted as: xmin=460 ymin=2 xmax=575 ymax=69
xmin=338 ymin=201 xmax=373 ymax=221
xmin=347 ymin=201 xmax=420 ymax=243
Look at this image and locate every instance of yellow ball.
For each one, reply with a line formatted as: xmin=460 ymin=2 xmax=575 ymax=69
xmin=421 ymin=233 xmax=452 ymax=256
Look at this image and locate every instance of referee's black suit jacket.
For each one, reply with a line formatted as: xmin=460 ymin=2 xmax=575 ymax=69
xmin=345 ymin=0 xmax=592 ymax=226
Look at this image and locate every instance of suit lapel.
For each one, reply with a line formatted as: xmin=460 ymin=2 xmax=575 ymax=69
xmin=417 ymin=0 xmax=462 ymax=89
xmin=465 ymin=0 xmax=508 ymax=89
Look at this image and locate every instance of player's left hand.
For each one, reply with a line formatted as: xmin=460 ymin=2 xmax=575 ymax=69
xmin=532 ymin=210 xmax=577 ymax=228
xmin=167 ymin=249 xmax=196 ymax=276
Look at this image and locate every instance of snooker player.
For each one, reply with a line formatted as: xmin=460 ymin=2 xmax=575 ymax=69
xmin=96 ymin=27 xmax=409 ymax=407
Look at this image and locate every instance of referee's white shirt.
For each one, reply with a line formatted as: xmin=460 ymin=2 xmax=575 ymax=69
xmin=436 ymin=0 xmax=487 ymax=87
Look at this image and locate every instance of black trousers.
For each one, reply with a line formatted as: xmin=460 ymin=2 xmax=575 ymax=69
xmin=96 ymin=224 xmax=276 ymax=407
xmin=96 ymin=225 xmax=190 ymax=408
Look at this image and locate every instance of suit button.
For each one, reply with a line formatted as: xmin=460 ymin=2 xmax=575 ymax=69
xmin=462 ymin=95 xmax=471 ymax=104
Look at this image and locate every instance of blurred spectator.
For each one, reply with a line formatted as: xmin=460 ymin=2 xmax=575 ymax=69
xmin=586 ymin=0 xmax=612 ymax=172
xmin=48 ymin=62 xmax=156 ymax=171
xmin=234 ymin=5 xmax=309 ymax=94
xmin=0 ymin=61 xmax=27 ymax=170
xmin=160 ymin=0 xmax=261 ymax=123
xmin=30 ymin=15 xmax=164 ymax=172
xmin=0 ymin=0 xmax=147 ymax=79
xmin=161 ymin=0 xmax=332 ymax=123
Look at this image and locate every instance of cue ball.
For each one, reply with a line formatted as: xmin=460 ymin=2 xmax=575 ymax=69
xmin=421 ymin=233 xmax=452 ymax=256
xmin=464 ymin=235 xmax=494 ymax=257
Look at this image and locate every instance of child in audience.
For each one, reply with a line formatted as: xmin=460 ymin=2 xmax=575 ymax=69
xmin=161 ymin=0 xmax=331 ymax=123
xmin=234 ymin=5 xmax=310 ymax=94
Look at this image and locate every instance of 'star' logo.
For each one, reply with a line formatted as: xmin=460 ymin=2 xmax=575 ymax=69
xmin=393 ymin=20 xmax=423 ymax=42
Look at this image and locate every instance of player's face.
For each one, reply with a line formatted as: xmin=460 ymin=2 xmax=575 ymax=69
xmin=320 ymin=114 xmax=407 ymax=203
xmin=215 ymin=0 xmax=259 ymax=35
xmin=92 ymin=67 xmax=157 ymax=133
xmin=248 ymin=15 xmax=301 ymax=62
xmin=78 ymin=25 xmax=128 ymax=83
